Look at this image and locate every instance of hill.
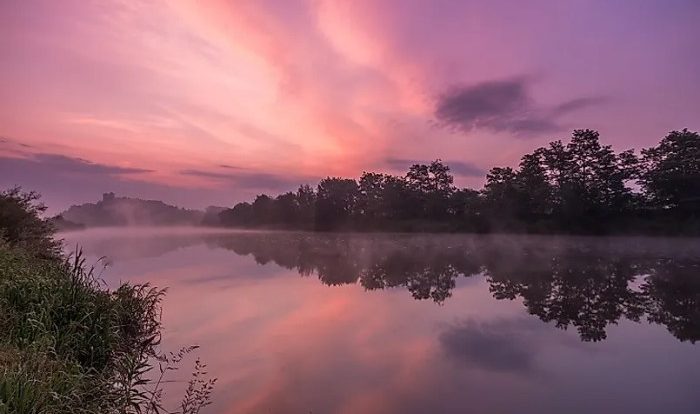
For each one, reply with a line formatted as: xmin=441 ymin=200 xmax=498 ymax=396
xmin=60 ymin=192 xmax=205 ymax=227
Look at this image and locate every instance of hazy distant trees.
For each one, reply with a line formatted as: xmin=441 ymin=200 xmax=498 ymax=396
xmin=218 ymin=128 xmax=700 ymax=235
xmin=61 ymin=193 xmax=203 ymax=227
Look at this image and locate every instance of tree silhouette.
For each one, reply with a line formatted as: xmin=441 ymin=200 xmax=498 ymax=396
xmin=315 ymin=178 xmax=359 ymax=230
xmin=640 ymin=129 xmax=700 ymax=212
xmin=217 ymin=128 xmax=700 ymax=236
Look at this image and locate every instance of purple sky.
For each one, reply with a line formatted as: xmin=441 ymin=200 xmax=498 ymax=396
xmin=1 ymin=0 xmax=699 ymax=212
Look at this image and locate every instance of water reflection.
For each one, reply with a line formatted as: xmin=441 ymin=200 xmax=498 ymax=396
xmin=64 ymin=229 xmax=700 ymax=414
xmin=197 ymin=233 xmax=700 ymax=343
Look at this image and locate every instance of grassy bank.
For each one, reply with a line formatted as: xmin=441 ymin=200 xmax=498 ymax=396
xmin=0 ymin=188 xmax=214 ymax=414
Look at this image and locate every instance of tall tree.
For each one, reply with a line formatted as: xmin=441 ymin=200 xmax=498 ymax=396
xmin=448 ymin=188 xmax=483 ymax=230
xmin=405 ymin=160 xmax=455 ymax=219
xmin=482 ymin=167 xmax=519 ymax=220
xmin=315 ymin=178 xmax=359 ymax=230
xmin=357 ymin=172 xmax=387 ymax=224
xmin=640 ymin=129 xmax=700 ymax=212
xmin=296 ymin=184 xmax=316 ymax=227
xmin=381 ymin=175 xmax=414 ymax=220
xmin=251 ymin=194 xmax=275 ymax=224
xmin=275 ymin=192 xmax=299 ymax=225
xmin=542 ymin=129 xmax=633 ymax=227
xmin=516 ymin=149 xmax=552 ymax=220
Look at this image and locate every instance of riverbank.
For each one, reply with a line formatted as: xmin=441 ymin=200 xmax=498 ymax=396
xmin=0 ymin=188 xmax=214 ymax=414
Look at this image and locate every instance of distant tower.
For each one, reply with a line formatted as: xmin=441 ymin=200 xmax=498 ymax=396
xmin=103 ymin=192 xmax=115 ymax=202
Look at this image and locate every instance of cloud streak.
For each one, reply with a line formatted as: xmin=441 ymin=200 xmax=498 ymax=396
xmin=0 ymin=152 xmax=152 ymax=177
xmin=180 ymin=168 xmax=313 ymax=191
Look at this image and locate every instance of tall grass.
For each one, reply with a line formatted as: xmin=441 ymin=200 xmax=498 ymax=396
xmin=0 ymin=188 xmax=215 ymax=413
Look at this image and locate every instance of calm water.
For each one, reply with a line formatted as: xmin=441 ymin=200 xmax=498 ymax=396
xmin=62 ymin=228 xmax=700 ymax=414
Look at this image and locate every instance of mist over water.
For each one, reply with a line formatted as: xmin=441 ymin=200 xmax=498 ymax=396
xmin=61 ymin=228 xmax=700 ymax=414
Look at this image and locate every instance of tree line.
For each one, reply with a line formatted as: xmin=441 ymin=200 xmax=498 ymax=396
xmin=218 ymin=128 xmax=700 ymax=234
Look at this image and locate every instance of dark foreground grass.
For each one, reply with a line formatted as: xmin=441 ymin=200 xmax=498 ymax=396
xmin=0 ymin=187 xmax=215 ymax=414
xmin=0 ymin=242 xmax=215 ymax=414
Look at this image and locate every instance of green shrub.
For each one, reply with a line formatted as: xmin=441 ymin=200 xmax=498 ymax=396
xmin=0 ymin=187 xmax=59 ymax=258
xmin=0 ymin=188 xmax=215 ymax=414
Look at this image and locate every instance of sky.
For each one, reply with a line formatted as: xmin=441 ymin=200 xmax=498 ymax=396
xmin=1 ymin=0 xmax=699 ymax=212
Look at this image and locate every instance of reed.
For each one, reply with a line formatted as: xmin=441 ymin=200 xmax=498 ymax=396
xmin=0 ymin=188 xmax=215 ymax=414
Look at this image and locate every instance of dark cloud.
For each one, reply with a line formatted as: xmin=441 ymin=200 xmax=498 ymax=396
xmin=218 ymin=164 xmax=244 ymax=170
xmin=551 ymin=96 xmax=608 ymax=116
xmin=384 ymin=158 xmax=485 ymax=177
xmin=180 ymin=169 xmax=240 ymax=180
xmin=439 ymin=318 xmax=539 ymax=373
xmin=180 ymin=169 xmax=311 ymax=191
xmin=0 ymin=136 xmax=33 ymax=149
xmin=435 ymin=78 xmax=605 ymax=136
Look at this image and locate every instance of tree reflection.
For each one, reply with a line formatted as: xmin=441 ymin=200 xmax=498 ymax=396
xmin=644 ymin=259 xmax=700 ymax=342
xmin=358 ymin=246 xmax=481 ymax=302
xmin=207 ymin=233 xmax=700 ymax=343
xmin=484 ymin=246 xmax=648 ymax=341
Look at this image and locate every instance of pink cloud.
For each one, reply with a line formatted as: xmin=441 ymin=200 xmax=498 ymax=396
xmin=1 ymin=0 xmax=699 ymax=209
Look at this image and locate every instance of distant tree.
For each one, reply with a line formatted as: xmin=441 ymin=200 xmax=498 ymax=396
xmin=640 ymin=129 xmax=700 ymax=212
xmin=296 ymin=184 xmax=316 ymax=227
xmin=315 ymin=178 xmax=359 ymax=230
xmin=540 ymin=129 xmax=634 ymax=229
xmin=482 ymin=167 xmax=519 ymax=220
xmin=214 ymin=128 xmax=698 ymax=235
xmin=274 ymin=192 xmax=299 ymax=225
xmin=219 ymin=202 xmax=253 ymax=226
xmin=448 ymin=188 xmax=483 ymax=230
xmin=381 ymin=175 xmax=414 ymax=220
xmin=357 ymin=172 xmax=387 ymax=224
xmin=570 ymin=129 xmax=631 ymax=213
xmin=405 ymin=160 xmax=455 ymax=219
xmin=448 ymin=188 xmax=481 ymax=217
xmin=251 ymin=194 xmax=275 ymax=224
xmin=516 ymin=150 xmax=552 ymax=220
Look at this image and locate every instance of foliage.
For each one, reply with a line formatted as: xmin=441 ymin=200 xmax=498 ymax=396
xmin=0 ymin=193 xmax=216 ymax=413
xmin=315 ymin=178 xmax=359 ymax=230
xmin=640 ymin=128 xmax=700 ymax=211
xmin=0 ymin=187 xmax=60 ymax=257
xmin=218 ymin=128 xmax=700 ymax=235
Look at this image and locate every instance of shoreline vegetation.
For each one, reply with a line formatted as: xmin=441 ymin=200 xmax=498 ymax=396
xmin=217 ymin=128 xmax=700 ymax=235
xmin=0 ymin=188 xmax=215 ymax=414
xmin=56 ymin=128 xmax=699 ymax=236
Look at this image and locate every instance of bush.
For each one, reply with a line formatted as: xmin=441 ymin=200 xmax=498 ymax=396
xmin=0 ymin=188 xmax=215 ymax=413
xmin=0 ymin=187 xmax=59 ymax=258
